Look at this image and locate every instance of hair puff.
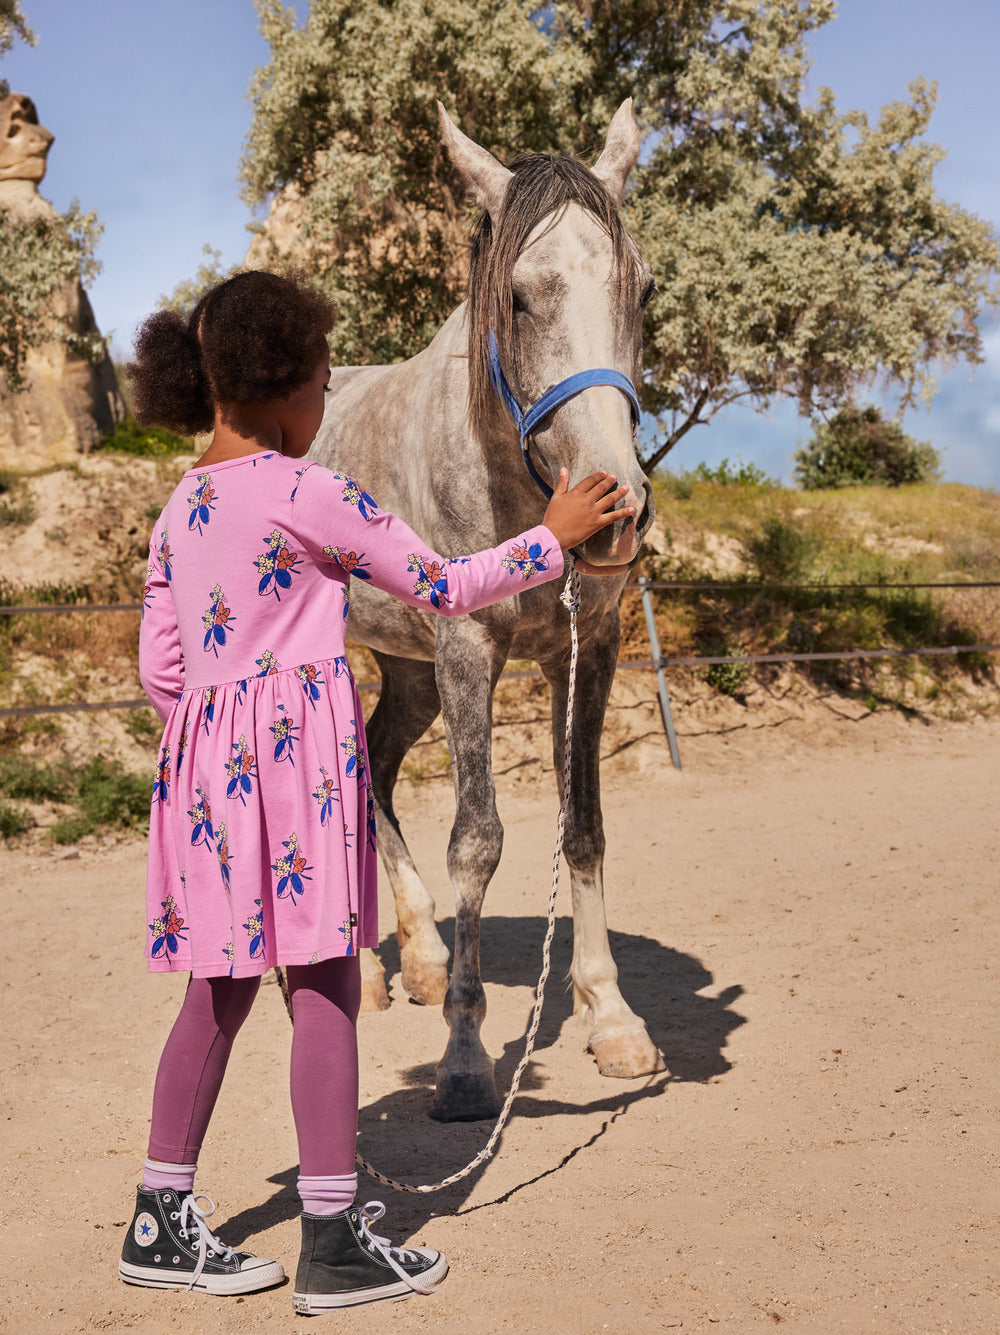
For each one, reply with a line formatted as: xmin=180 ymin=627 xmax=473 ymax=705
xmin=128 ymin=270 xmax=336 ymax=434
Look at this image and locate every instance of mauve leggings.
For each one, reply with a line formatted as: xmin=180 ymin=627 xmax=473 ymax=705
xmin=147 ymin=956 xmax=361 ymax=1177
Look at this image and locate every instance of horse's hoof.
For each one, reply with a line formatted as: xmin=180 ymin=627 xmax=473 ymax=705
xmin=400 ymin=957 xmax=448 ymax=1007
xmin=589 ymin=1027 xmax=666 ymax=1079
xmin=360 ymin=972 xmax=391 ymax=1012
xmin=430 ymin=1070 xmax=501 ymax=1122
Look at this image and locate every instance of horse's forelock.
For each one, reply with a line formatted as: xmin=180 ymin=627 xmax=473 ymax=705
xmin=466 ymin=153 xmax=637 ymax=440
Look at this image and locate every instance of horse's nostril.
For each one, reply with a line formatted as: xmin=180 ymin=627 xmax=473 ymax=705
xmin=635 ymin=491 xmax=652 ymax=537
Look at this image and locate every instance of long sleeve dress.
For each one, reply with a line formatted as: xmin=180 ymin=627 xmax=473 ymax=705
xmin=138 ymin=451 xmax=564 ymax=979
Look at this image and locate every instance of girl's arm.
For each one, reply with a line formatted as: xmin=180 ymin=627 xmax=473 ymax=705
xmin=139 ymin=531 xmax=185 ymax=721
xmin=293 ymin=464 xmax=568 ymax=615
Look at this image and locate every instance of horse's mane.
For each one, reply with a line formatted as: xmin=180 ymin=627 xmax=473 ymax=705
xmin=466 ymin=153 xmax=638 ymax=440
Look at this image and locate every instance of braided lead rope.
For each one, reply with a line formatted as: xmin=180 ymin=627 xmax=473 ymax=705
xmin=275 ymin=563 xmax=580 ymax=1192
xmin=276 ymin=560 xmax=577 ymax=1197
xmin=354 ymin=561 xmax=581 ymax=1192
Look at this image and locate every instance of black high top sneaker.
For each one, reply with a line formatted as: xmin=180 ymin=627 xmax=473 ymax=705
xmin=119 ymin=1186 xmax=285 ymax=1295
xmin=293 ymin=1200 xmax=448 ymax=1312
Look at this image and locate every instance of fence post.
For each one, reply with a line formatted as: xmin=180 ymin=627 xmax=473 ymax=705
xmin=638 ymin=576 xmax=682 ymax=771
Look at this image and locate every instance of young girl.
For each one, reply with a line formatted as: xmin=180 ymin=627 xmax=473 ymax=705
xmin=120 ymin=270 xmax=633 ymax=1313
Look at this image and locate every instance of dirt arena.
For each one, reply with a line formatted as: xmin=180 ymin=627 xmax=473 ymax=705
xmin=3 ymin=692 xmax=998 ymax=1334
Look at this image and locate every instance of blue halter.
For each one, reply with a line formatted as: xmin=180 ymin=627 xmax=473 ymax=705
xmin=487 ymin=329 xmax=641 ymax=501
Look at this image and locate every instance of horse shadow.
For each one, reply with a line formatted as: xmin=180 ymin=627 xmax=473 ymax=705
xmin=222 ymin=918 xmax=744 ymax=1247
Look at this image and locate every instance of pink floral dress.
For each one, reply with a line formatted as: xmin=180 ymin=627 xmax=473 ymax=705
xmin=139 ymin=452 xmax=563 ymax=978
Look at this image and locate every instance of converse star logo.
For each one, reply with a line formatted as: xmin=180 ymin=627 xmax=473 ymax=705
xmin=134 ymin=1212 xmax=159 ymax=1246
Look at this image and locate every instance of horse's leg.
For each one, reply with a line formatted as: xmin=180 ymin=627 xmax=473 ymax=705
xmin=430 ymin=620 xmax=509 ymax=1122
xmin=543 ymin=612 xmax=665 ymax=1078
xmin=364 ymin=651 xmax=450 ymax=1008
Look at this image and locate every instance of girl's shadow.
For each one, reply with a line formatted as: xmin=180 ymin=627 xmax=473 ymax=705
xmin=222 ymin=916 xmax=744 ymax=1246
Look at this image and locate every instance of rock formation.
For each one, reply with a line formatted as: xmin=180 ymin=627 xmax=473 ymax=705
xmin=0 ymin=93 xmax=124 ymax=470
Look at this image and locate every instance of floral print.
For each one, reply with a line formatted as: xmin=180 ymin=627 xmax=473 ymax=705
xmin=501 ymin=540 xmax=550 ymax=580
xmin=187 ymin=475 xmax=217 ymax=534
xmin=255 ymin=529 xmax=302 ymax=601
xmin=152 ymin=746 xmax=170 ymax=804
xmin=149 ymin=891 xmax=187 ymax=959
xmin=202 ymin=584 xmax=235 ymax=656
xmin=323 ymin=545 xmax=372 ymax=580
xmin=407 ymin=553 xmax=450 ymax=608
xmin=273 ymin=832 xmax=312 ymax=906
xmin=157 ymin=529 xmax=173 ymax=581
xmin=217 ymin=821 xmax=233 ymax=891
xmin=341 ymin=723 xmax=365 ymax=780
xmin=297 ymin=663 xmax=323 ymax=709
xmin=270 ymin=707 xmax=299 ymax=766
xmin=142 ymin=563 xmax=155 ymax=619
xmin=312 ymin=767 xmax=339 ymax=826
xmin=243 ymin=898 xmax=266 ymax=959
xmin=141 ymin=453 xmax=561 ymax=977
xmin=188 ymin=786 xmax=214 ymax=848
xmin=225 ymin=735 xmax=257 ymax=805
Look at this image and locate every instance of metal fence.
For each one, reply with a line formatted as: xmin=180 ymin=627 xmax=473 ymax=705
xmin=3 ymin=579 xmax=998 ymax=771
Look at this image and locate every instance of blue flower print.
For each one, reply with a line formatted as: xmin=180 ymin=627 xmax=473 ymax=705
xmin=217 ymin=821 xmax=233 ymax=891
xmin=256 ymin=649 xmax=279 ymax=676
xmin=333 ymin=656 xmax=349 ymax=678
xmin=322 ymin=545 xmax=373 ymax=580
xmin=272 ymin=832 xmax=312 ymax=906
xmin=187 ymin=474 xmax=217 ymax=534
xmin=297 ymin=663 xmax=323 ymax=709
xmin=501 ymin=540 xmax=549 ymax=579
xmin=270 ymin=706 xmax=299 ymax=766
xmin=407 ymin=553 xmax=451 ymax=608
xmin=312 ymin=767 xmax=340 ymax=826
xmin=243 ymin=898 xmax=266 ymax=959
xmin=176 ymin=720 xmax=189 ymax=777
xmin=225 ymin=735 xmax=257 ymax=805
xmin=366 ymin=787 xmax=377 ymax=848
xmin=338 ymin=475 xmax=378 ymax=520
xmin=149 ymin=891 xmax=187 ymax=959
xmin=290 ymin=466 xmax=308 ymax=501
xmin=202 ymin=685 xmax=217 ymax=735
xmin=202 ymin=584 xmax=235 ymax=656
xmin=152 ymin=745 xmax=170 ymax=804
xmin=340 ymin=722 xmax=366 ymax=780
xmin=156 ymin=528 xmax=173 ymax=581
xmin=222 ymin=941 xmax=235 ymax=977
xmin=339 ymin=915 xmax=357 ymax=957
xmin=141 ymin=563 xmax=155 ymax=619
xmin=235 ymin=679 xmax=247 ymax=705
xmin=188 ymin=785 xmax=214 ymax=849
xmin=254 ymin=528 xmax=302 ymax=601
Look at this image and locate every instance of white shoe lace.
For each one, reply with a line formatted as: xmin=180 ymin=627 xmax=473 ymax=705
xmin=178 ymin=1194 xmax=237 ymax=1290
xmin=356 ymin=1201 xmax=439 ymax=1295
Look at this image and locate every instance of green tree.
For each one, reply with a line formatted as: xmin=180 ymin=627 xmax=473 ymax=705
xmin=241 ymin=0 xmax=999 ymax=471
xmin=793 ymin=404 xmax=941 ymax=489
xmin=0 ymin=3 xmax=106 ymax=391
xmin=0 ymin=0 xmax=34 ymax=97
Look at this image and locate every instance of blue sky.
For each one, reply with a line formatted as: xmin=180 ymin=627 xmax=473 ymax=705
xmin=3 ymin=0 xmax=998 ymax=486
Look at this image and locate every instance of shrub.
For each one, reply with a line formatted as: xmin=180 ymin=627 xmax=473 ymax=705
xmin=692 ymin=457 xmax=774 ymax=488
xmin=0 ymin=800 xmax=31 ymax=839
xmin=743 ymin=515 xmax=819 ymax=583
xmin=96 ymin=417 xmax=192 ymax=458
xmin=794 ymin=405 xmax=940 ymax=490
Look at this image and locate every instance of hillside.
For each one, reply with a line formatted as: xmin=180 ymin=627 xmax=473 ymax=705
xmin=1 ymin=455 xmax=999 ymax=843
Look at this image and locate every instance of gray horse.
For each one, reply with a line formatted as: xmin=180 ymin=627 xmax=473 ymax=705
xmin=310 ymin=101 xmax=664 ymax=1122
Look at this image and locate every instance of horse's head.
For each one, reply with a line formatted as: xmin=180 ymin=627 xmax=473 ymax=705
xmin=440 ymin=101 xmax=654 ymax=565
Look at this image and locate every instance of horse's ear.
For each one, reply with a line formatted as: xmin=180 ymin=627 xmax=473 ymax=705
xmin=592 ymin=98 xmax=641 ymax=205
xmin=437 ymin=101 xmax=513 ymax=217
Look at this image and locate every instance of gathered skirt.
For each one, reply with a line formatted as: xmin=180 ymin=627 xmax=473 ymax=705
xmin=144 ymin=656 xmax=379 ymax=978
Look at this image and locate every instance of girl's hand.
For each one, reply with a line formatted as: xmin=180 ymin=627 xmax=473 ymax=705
xmin=542 ymin=469 xmax=634 ymax=553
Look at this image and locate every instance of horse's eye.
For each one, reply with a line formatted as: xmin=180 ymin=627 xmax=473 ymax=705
xmin=639 ymin=279 xmax=657 ymax=309
xmin=511 ymin=291 xmax=527 ymax=315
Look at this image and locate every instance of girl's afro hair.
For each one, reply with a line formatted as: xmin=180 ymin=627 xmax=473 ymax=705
xmin=127 ymin=270 xmax=336 ymax=435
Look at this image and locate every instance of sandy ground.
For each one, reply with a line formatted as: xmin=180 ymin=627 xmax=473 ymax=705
xmin=2 ymin=698 xmax=999 ymax=1335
